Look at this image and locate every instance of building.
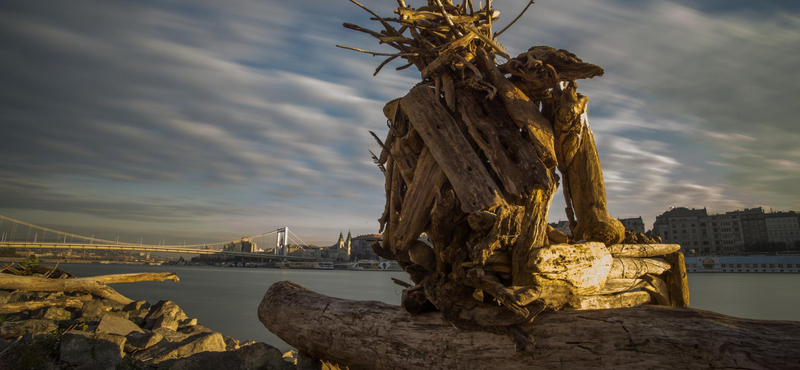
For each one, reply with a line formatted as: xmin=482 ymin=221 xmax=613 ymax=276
xmin=764 ymin=211 xmax=800 ymax=248
xmin=548 ymin=221 xmax=572 ymax=237
xmin=726 ymin=208 xmax=769 ymax=246
xmin=223 ymin=238 xmax=257 ymax=253
xmin=351 ymin=234 xmax=382 ymax=260
xmin=619 ymin=217 xmax=645 ymax=234
xmin=651 ymin=207 xmax=743 ymax=254
xmin=328 ymin=230 xmax=352 ymax=261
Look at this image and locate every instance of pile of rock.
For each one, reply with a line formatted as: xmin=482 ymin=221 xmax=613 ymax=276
xmin=0 ymin=289 xmax=295 ymax=370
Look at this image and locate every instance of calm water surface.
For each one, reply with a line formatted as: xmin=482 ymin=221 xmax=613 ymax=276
xmin=63 ymin=264 xmax=800 ymax=352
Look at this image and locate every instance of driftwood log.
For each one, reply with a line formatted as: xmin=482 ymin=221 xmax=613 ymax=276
xmin=259 ymin=281 xmax=800 ymax=370
xmin=0 ymin=272 xmax=179 ymax=304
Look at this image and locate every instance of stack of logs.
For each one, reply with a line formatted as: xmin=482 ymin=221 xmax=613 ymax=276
xmin=340 ymin=0 xmax=690 ymax=334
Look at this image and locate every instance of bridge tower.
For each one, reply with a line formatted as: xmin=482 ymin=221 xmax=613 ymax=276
xmin=276 ymin=227 xmax=289 ymax=256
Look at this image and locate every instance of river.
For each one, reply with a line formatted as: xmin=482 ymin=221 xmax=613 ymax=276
xmin=62 ymin=263 xmax=800 ymax=352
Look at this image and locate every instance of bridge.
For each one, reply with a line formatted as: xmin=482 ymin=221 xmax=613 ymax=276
xmin=0 ymin=214 xmax=314 ymax=261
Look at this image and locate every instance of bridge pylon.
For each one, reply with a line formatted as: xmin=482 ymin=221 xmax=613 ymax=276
xmin=276 ymin=227 xmax=289 ymax=256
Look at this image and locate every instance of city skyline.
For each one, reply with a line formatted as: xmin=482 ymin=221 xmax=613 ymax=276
xmin=1 ymin=0 xmax=798 ymax=246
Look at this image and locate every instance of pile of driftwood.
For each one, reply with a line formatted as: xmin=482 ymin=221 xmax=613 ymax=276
xmin=0 ymin=262 xmax=178 ymax=314
xmin=337 ymin=0 xmax=690 ymax=330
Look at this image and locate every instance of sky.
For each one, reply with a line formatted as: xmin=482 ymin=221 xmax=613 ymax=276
xmin=1 ymin=0 xmax=798 ymax=246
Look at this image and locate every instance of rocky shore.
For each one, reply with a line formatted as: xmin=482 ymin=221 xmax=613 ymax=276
xmin=0 ymin=288 xmax=296 ymax=370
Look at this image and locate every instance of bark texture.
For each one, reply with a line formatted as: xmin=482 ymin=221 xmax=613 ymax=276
xmin=0 ymin=272 xmax=179 ymax=304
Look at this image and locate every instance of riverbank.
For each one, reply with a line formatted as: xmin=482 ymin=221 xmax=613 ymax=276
xmin=0 ymin=266 xmax=296 ymax=370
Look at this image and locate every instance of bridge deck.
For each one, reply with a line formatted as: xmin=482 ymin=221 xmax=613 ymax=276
xmin=0 ymin=242 xmax=312 ymax=260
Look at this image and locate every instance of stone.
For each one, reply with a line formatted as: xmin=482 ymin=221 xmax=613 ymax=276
xmin=0 ymin=319 xmax=57 ymax=339
xmin=59 ymin=330 xmax=126 ymax=367
xmin=169 ymin=342 xmax=295 ymax=370
xmin=34 ymin=307 xmax=73 ymax=321
xmin=127 ymin=308 xmax=149 ymax=326
xmin=97 ymin=313 xmax=144 ymax=336
xmin=224 ymin=335 xmax=241 ymax=351
xmin=7 ymin=291 xmax=36 ymax=303
xmin=282 ymin=349 xmax=298 ymax=364
xmin=123 ymin=300 xmax=151 ymax=312
xmin=178 ymin=318 xmax=198 ymax=328
xmin=134 ymin=332 xmax=225 ymax=364
xmin=0 ymin=290 xmax=11 ymax=305
xmin=125 ymin=331 xmax=163 ymax=352
xmin=144 ymin=300 xmax=188 ymax=331
xmin=81 ymin=299 xmax=110 ymax=321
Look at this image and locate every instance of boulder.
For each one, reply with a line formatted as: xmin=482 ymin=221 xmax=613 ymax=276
xmin=59 ymin=330 xmax=126 ymax=367
xmin=97 ymin=313 xmax=144 ymax=336
xmin=169 ymin=342 xmax=295 ymax=370
xmin=123 ymin=300 xmax=151 ymax=312
xmin=144 ymin=301 xmax=188 ymax=331
xmin=125 ymin=331 xmax=163 ymax=352
xmin=224 ymin=335 xmax=241 ymax=351
xmin=81 ymin=299 xmax=111 ymax=321
xmin=0 ymin=319 xmax=57 ymax=339
xmin=179 ymin=318 xmax=198 ymax=328
xmin=134 ymin=332 xmax=225 ymax=364
xmin=34 ymin=307 xmax=73 ymax=321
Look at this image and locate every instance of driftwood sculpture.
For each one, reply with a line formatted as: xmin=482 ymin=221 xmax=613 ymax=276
xmin=336 ymin=0 xmax=690 ymax=330
xmin=255 ymin=2 xmax=751 ymax=369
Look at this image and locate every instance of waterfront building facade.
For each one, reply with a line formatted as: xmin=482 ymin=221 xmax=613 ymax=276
xmin=764 ymin=211 xmax=800 ymax=247
xmin=652 ymin=207 xmax=742 ymax=254
xmin=619 ymin=217 xmax=645 ymax=234
xmin=350 ymin=234 xmax=382 ymax=261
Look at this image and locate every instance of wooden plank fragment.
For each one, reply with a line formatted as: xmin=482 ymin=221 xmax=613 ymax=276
xmin=400 ymin=85 xmax=501 ymax=213
xmin=394 ymin=147 xmax=447 ymax=252
xmin=458 ymin=89 xmax=550 ymax=197
xmin=597 ymin=278 xmax=646 ymax=295
xmin=607 ymin=243 xmax=681 ymax=258
xmin=525 ymin=242 xmax=612 ymax=295
xmin=664 ymin=252 xmax=690 ymax=307
xmin=608 ymin=257 xmax=671 ymax=280
xmin=569 ymin=290 xmax=651 ymax=310
xmin=0 ymin=273 xmax=179 ymax=304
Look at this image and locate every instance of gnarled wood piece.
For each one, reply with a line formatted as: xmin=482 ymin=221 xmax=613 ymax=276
xmin=393 ymin=146 xmax=447 ymax=253
xmin=458 ymin=89 xmax=550 ymax=196
xmin=400 ymin=85 xmax=502 ymax=214
xmin=477 ymin=49 xmax=557 ymax=168
xmin=664 ymin=252 xmax=690 ymax=307
xmin=609 ymin=257 xmax=670 ymax=280
xmin=0 ymin=298 xmax=85 ymax=314
xmin=525 ymin=242 xmax=612 ymax=295
xmin=554 ymin=82 xmax=624 ymax=245
xmin=259 ymin=281 xmax=800 ymax=370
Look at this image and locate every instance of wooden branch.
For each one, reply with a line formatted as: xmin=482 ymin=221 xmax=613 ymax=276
xmin=494 ymin=0 xmax=535 ymax=37
xmin=259 ymin=281 xmax=800 ymax=370
xmin=336 ymin=45 xmax=417 ymax=57
xmin=607 ymin=243 xmax=681 ymax=257
xmin=0 ymin=298 xmax=86 ymax=314
xmin=393 ymin=147 xmax=447 ymax=253
xmin=0 ymin=272 xmax=179 ymax=304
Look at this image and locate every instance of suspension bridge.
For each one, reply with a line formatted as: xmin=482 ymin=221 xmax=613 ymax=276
xmin=0 ymin=214 xmax=313 ymax=261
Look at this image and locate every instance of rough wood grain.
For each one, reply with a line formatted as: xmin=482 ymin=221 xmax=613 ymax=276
xmin=259 ymin=281 xmax=800 ymax=370
xmin=607 ymin=243 xmax=681 ymax=257
xmin=458 ymin=89 xmax=550 ymax=196
xmin=400 ymin=85 xmax=501 ymax=213
xmin=0 ymin=298 xmax=85 ymax=314
xmin=393 ymin=147 xmax=447 ymax=253
xmin=664 ymin=252 xmax=690 ymax=307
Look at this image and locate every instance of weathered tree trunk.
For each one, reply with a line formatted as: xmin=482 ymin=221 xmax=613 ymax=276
xmin=259 ymin=281 xmax=800 ymax=370
xmin=0 ymin=272 xmax=179 ymax=304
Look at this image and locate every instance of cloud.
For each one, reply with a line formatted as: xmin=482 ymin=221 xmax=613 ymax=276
xmin=0 ymin=0 xmax=798 ymax=243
